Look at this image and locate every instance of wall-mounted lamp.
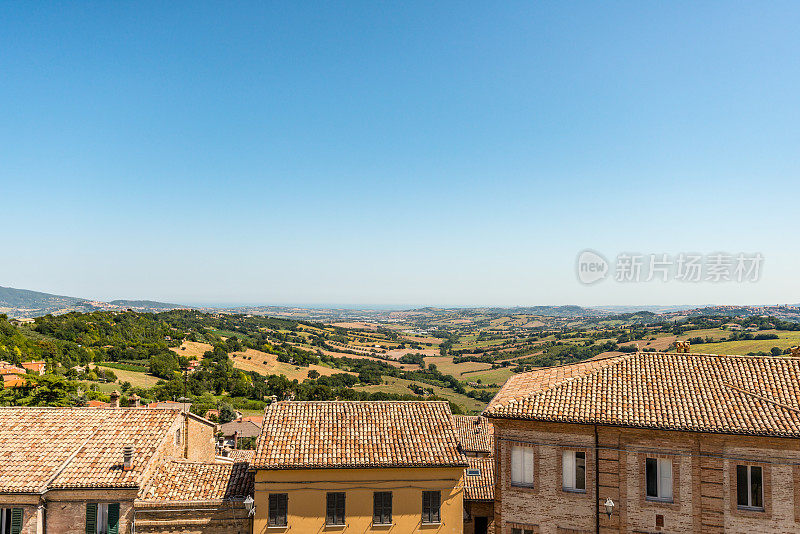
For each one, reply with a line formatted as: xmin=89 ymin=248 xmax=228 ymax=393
xmin=244 ymin=495 xmax=255 ymax=517
xmin=604 ymin=497 xmax=615 ymax=518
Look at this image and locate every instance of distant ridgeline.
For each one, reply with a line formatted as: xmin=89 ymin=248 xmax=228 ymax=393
xmin=0 ymin=285 xmax=189 ymax=318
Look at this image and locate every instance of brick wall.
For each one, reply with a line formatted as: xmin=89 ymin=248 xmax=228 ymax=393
xmin=185 ymin=413 xmax=215 ymax=461
xmin=494 ymin=420 xmax=596 ymax=534
xmin=134 ymin=502 xmax=250 ymax=534
xmin=465 ymin=500 xmax=495 ymax=534
xmin=45 ymin=489 xmax=137 ymax=534
xmin=492 ymin=419 xmax=800 ymax=534
xmin=0 ymin=500 xmax=39 ymax=534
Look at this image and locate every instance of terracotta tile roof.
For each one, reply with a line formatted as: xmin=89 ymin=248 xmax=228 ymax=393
xmin=0 ymin=407 xmax=180 ymax=492
xmin=484 ymin=352 xmax=800 ymax=437
xmin=220 ymin=419 xmax=262 ymax=438
xmin=464 ymin=457 xmax=494 ymax=501
xmin=140 ymin=460 xmax=253 ymax=503
xmin=252 ymin=401 xmax=468 ymax=470
xmin=227 ymin=449 xmax=255 ymax=463
xmin=452 ymin=415 xmax=494 ymax=454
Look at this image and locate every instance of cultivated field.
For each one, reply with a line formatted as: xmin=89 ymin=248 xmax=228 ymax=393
xmin=230 ymin=348 xmax=353 ymax=380
xmin=170 ymin=341 xmax=213 ymax=359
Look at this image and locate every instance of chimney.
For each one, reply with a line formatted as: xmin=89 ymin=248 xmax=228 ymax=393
xmin=233 ymin=430 xmax=239 ymax=449
xmin=130 ymin=394 xmax=140 ymax=408
xmin=110 ymin=390 xmax=120 ymax=408
xmin=123 ymin=445 xmax=134 ymax=471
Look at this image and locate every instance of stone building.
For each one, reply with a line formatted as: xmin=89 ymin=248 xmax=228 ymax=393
xmin=250 ymin=401 xmax=468 ymax=534
xmin=0 ymin=406 xmax=251 ymax=534
xmin=483 ymin=351 xmax=800 ymax=534
xmin=453 ymin=415 xmax=496 ymax=534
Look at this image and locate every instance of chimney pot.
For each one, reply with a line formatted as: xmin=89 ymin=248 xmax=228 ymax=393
xmin=109 ymin=390 xmax=121 ymax=408
xmin=123 ymin=444 xmax=134 ymax=471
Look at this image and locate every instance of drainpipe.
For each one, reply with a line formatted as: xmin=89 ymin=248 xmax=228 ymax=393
xmin=595 ymin=424 xmax=600 ymax=534
xmin=37 ymin=501 xmax=45 ymax=534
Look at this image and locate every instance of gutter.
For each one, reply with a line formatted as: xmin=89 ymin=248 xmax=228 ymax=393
xmin=594 ymin=424 xmax=599 ymax=534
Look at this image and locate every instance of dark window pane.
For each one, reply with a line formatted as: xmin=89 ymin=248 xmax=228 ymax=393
xmin=422 ymin=491 xmax=440 ymax=523
xmin=736 ymin=465 xmax=749 ymax=506
xmin=326 ymin=493 xmax=345 ymax=525
xmin=646 ymin=458 xmax=658 ymax=497
xmin=751 ymin=466 xmax=763 ymax=509
xmin=268 ymin=494 xmax=288 ymax=527
xmin=373 ymin=492 xmax=391 ymax=524
xmin=575 ymin=452 xmax=586 ymax=490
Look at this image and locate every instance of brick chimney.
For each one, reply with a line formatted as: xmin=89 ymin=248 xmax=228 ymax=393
xmin=123 ymin=445 xmax=134 ymax=471
xmin=110 ymin=390 xmax=120 ymax=408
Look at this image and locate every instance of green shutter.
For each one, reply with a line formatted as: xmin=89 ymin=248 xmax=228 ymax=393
xmin=85 ymin=503 xmax=97 ymax=534
xmin=10 ymin=508 xmax=23 ymax=534
xmin=107 ymin=503 xmax=120 ymax=534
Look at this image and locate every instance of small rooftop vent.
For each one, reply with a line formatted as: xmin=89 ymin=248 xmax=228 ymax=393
xmin=123 ymin=445 xmax=134 ymax=471
xmin=466 ymin=468 xmax=481 ymax=476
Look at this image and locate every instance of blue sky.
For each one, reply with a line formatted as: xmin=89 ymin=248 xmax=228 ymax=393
xmin=1 ymin=2 xmax=799 ymax=307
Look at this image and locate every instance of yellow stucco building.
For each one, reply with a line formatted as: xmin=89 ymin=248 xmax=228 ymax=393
xmin=251 ymin=401 xmax=468 ymax=533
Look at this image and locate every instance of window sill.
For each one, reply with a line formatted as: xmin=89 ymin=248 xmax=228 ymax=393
xmin=562 ymin=488 xmax=587 ymax=494
xmin=510 ymin=483 xmax=535 ymax=489
xmin=421 ymin=522 xmax=442 ymax=526
xmin=325 ymin=524 xmax=347 ymax=529
xmin=645 ymin=497 xmax=674 ymax=504
xmin=737 ymin=506 xmax=765 ymax=512
xmin=372 ymin=523 xmax=393 ymax=527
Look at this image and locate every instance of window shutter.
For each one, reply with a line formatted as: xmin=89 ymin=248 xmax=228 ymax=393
xmin=85 ymin=503 xmax=97 ymax=534
xmin=107 ymin=503 xmax=120 ymax=534
xmin=10 ymin=508 xmax=23 ymax=534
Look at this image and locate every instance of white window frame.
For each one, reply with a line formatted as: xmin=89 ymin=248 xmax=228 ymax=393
xmin=510 ymin=445 xmax=534 ymax=487
xmin=562 ymin=450 xmax=586 ymax=492
xmin=737 ymin=465 xmax=764 ymax=511
xmin=645 ymin=457 xmax=673 ymax=502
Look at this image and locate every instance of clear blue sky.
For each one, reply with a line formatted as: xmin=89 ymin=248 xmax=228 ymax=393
xmin=2 ymin=2 xmax=798 ymax=307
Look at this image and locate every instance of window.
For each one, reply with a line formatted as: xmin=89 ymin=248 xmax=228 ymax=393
xmin=736 ymin=465 xmax=764 ymax=510
xmin=326 ymin=492 xmax=345 ymax=526
xmin=268 ymin=494 xmax=288 ymax=527
xmin=563 ymin=450 xmax=586 ymax=491
xmin=511 ymin=445 xmax=534 ymax=487
xmin=645 ymin=458 xmax=673 ymax=502
xmin=0 ymin=509 xmax=24 ymax=534
xmin=175 ymin=428 xmax=181 ymax=445
xmin=373 ymin=491 xmax=392 ymax=525
xmin=85 ymin=503 xmax=119 ymax=534
xmin=422 ymin=491 xmax=441 ymax=524
xmin=511 ymin=528 xmax=534 ymax=534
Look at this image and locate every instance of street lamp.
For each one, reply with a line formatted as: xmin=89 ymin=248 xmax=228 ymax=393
xmin=604 ymin=497 xmax=615 ymax=518
xmin=244 ymin=495 xmax=255 ymax=517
